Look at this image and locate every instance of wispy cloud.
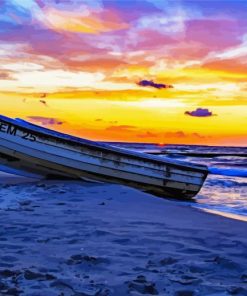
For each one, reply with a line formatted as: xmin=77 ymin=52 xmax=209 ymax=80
xmin=42 ymin=7 xmax=129 ymax=34
xmin=27 ymin=116 xmax=64 ymax=126
xmin=105 ymin=125 xmax=136 ymax=132
xmin=0 ymin=71 xmax=14 ymax=80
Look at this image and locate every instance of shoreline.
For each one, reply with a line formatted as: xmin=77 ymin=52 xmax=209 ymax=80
xmin=199 ymin=208 xmax=247 ymax=223
xmin=0 ymin=179 xmax=246 ymax=295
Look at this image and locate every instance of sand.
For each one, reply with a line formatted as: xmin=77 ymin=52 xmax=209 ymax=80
xmin=0 ymin=178 xmax=246 ymax=296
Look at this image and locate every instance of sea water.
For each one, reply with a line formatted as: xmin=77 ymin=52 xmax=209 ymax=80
xmin=112 ymin=143 xmax=247 ymax=220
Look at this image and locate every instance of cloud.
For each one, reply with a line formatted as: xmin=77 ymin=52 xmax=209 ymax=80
xmin=138 ymin=80 xmax=173 ymax=89
xmin=105 ymin=125 xmax=136 ymax=132
xmin=137 ymin=131 xmax=157 ymax=138
xmin=27 ymin=116 xmax=64 ymax=126
xmin=42 ymin=6 xmax=129 ymax=34
xmin=185 ymin=108 xmax=214 ymax=117
xmin=185 ymin=18 xmax=247 ymax=53
xmin=162 ymin=131 xmax=208 ymax=140
xmin=164 ymin=131 xmax=186 ymax=138
xmin=201 ymin=57 xmax=247 ymax=75
xmin=137 ymin=130 xmax=208 ymax=140
xmin=137 ymin=13 xmax=186 ymax=35
xmin=214 ymin=39 xmax=247 ymax=60
xmin=191 ymin=132 xmax=206 ymax=139
xmin=39 ymin=99 xmax=48 ymax=106
xmin=40 ymin=93 xmax=47 ymax=98
xmin=0 ymin=69 xmax=105 ymax=92
xmin=0 ymin=71 xmax=14 ymax=80
xmin=0 ymin=0 xmax=247 ymax=132
xmin=66 ymin=57 xmax=128 ymax=72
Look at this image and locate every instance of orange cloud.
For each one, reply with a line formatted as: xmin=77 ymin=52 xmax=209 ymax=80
xmin=202 ymin=57 xmax=247 ymax=75
xmin=105 ymin=125 xmax=136 ymax=132
xmin=0 ymin=71 xmax=14 ymax=80
xmin=66 ymin=58 xmax=128 ymax=72
xmin=43 ymin=7 xmax=129 ymax=34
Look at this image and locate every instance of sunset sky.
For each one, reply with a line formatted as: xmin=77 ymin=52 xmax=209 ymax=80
xmin=0 ymin=0 xmax=247 ymax=146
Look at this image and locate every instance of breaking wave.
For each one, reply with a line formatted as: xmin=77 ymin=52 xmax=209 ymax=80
xmin=209 ymin=167 xmax=247 ymax=178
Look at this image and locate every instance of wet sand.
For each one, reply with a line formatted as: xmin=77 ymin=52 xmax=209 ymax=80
xmin=0 ymin=179 xmax=247 ymax=296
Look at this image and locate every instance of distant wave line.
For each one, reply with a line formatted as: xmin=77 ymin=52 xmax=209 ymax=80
xmin=209 ymin=167 xmax=247 ymax=178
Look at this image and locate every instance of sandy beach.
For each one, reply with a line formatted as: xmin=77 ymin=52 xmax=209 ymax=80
xmin=0 ymin=178 xmax=247 ymax=296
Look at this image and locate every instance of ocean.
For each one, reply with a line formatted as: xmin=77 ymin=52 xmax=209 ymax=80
xmin=110 ymin=143 xmax=247 ymax=220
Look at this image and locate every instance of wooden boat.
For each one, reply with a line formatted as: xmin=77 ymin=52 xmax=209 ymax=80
xmin=0 ymin=115 xmax=208 ymax=199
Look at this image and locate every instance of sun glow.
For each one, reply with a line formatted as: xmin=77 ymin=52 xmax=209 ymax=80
xmin=137 ymin=99 xmax=186 ymax=108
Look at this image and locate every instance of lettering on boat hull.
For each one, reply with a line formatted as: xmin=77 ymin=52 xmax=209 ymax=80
xmin=0 ymin=121 xmax=36 ymax=142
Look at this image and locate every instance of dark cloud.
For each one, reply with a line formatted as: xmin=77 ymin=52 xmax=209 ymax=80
xmin=137 ymin=130 xmax=208 ymax=140
xmin=137 ymin=131 xmax=157 ymax=138
xmin=27 ymin=116 xmax=64 ymax=126
xmin=164 ymin=131 xmax=186 ymax=138
xmin=138 ymin=80 xmax=173 ymax=89
xmin=138 ymin=131 xmax=185 ymax=138
xmin=192 ymin=132 xmax=206 ymax=138
xmin=185 ymin=108 xmax=214 ymax=117
xmin=164 ymin=130 xmax=208 ymax=139
xmin=39 ymin=99 xmax=48 ymax=107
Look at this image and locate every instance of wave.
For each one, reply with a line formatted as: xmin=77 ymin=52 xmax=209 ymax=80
xmin=205 ymin=178 xmax=247 ymax=188
xmin=209 ymin=167 xmax=247 ymax=178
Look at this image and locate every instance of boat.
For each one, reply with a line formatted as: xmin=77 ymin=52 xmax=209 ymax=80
xmin=0 ymin=115 xmax=208 ymax=199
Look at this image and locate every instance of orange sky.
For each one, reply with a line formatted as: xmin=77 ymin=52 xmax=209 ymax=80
xmin=0 ymin=0 xmax=247 ymax=146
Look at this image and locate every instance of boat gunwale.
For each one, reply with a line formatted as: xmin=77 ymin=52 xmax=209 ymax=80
xmin=0 ymin=115 xmax=208 ymax=174
xmin=6 ymin=131 xmax=206 ymax=179
xmin=0 ymin=139 xmax=204 ymax=186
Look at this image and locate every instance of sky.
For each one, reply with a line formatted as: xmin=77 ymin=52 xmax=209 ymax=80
xmin=0 ymin=0 xmax=247 ymax=146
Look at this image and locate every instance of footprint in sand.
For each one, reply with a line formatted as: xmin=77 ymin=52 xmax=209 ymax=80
xmin=24 ymin=270 xmax=56 ymax=281
xmin=66 ymin=254 xmax=109 ymax=266
xmin=175 ymin=290 xmax=195 ymax=296
xmin=205 ymin=255 xmax=241 ymax=270
xmin=127 ymin=275 xmax=159 ymax=295
xmin=169 ymin=274 xmax=202 ymax=285
xmin=146 ymin=256 xmax=179 ymax=269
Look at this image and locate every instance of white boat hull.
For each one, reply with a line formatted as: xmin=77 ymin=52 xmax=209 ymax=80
xmin=0 ymin=116 xmax=208 ymax=199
